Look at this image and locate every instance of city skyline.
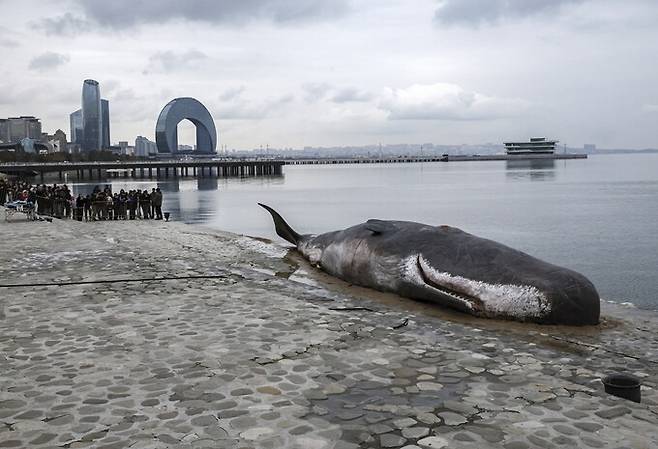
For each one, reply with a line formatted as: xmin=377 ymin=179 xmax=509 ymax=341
xmin=1 ymin=1 xmax=658 ymax=149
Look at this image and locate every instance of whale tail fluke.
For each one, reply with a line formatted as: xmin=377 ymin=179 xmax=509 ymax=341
xmin=258 ymin=203 xmax=301 ymax=246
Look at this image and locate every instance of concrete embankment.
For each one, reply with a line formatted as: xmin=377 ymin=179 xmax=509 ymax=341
xmin=0 ymin=213 xmax=657 ymax=449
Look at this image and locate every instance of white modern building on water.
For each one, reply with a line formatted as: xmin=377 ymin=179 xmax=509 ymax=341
xmin=504 ymin=137 xmax=557 ymax=155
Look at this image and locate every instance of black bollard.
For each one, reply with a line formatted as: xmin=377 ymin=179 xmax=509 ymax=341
xmin=602 ymin=374 xmax=641 ymax=403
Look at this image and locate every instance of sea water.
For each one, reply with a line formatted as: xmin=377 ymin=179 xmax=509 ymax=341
xmin=70 ymin=153 xmax=658 ymax=310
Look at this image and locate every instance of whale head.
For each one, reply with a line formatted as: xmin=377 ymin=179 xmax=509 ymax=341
xmin=397 ymin=226 xmax=600 ymax=325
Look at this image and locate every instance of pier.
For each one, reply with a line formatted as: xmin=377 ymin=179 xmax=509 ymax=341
xmin=0 ymin=154 xmax=588 ymax=181
xmin=283 ymin=153 xmax=587 ymax=165
xmin=0 ymin=159 xmax=284 ymax=181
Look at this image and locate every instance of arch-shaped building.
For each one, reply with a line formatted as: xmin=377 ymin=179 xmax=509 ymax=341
xmin=155 ymin=98 xmax=217 ymax=154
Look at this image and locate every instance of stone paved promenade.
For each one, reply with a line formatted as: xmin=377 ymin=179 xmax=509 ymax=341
xmin=1 ymin=214 xmax=657 ymax=449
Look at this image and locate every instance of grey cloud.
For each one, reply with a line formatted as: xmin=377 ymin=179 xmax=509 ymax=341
xmin=38 ymin=12 xmax=92 ymax=36
xmin=28 ymin=52 xmax=70 ymax=70
xmin=302 ymin=83 xmax=332 ymax=103
xmin=216 ymin=94 xmax=295 ymax=119
xmin=380 ymin=83 xmax=529 ymax=121
xmin=145 ymin=50 xmax=207 ymax=74
xmin=0 ymin=38 xmax=19 ymax=47
xmin=0 ymin=86 xmax=17 ymax=105
xmin=112 ymin=88 xmax=137 ymax=102
xmin=331 ymin=87 xmax=373 ymax=103
xmin=302 ymin=84 xmax=373 ymax=103
xmin=102 ymin=80 xmax=121 ymax=95
xmin=0 ymin=83 xmax=68 ymax=105
xmin=219 ymin=86 xmax=246 ymax=102
xmin=434 ymin=0 xmax=584 ymax=26
xmin=67 ymin=0 xmax=349 ymax=29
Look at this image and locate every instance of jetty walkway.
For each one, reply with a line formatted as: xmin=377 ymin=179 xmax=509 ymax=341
xmin=0 ymin=154 xmax=587 ymax=181
xmin=0 ymin=160 xmax=284 ymax=182
xmin=283 ymin=153 xmax=586 ymax=165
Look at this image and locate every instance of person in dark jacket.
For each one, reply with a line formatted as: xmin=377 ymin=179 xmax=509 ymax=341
xmin=75 ymin=194 xmax=84 ymax=221
xmin=83 ymin=194 xmax=91 ymax=221
xmin=153 ymin=188 xmax=163 ymax=220
xmin=140 ymin=190 xmax=151 ymax=219
xmin=127 ymin=191 xmax=137 ymax=220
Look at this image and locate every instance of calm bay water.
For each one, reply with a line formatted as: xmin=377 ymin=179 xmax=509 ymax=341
xmin=70 ymin=154 xmax=658 ymax=309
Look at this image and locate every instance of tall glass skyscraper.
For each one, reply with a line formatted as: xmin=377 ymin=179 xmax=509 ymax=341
xmin=81 ymin=79 xmax=101 ymax=151
xmin=101 ymin=99 xmax=110 ymax=149
xmin=69 ymin=109 xmax=82 ymax=144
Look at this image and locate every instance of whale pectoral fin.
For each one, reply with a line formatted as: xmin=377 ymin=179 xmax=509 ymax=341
xmin=365 ymin=219 xmax=395 ymax=235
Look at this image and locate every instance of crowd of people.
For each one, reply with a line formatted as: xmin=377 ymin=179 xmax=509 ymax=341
xmin=76 ymin=185 xmax=164 ymax=221
xmin=0 ymin=178 xmax=165 ymax=221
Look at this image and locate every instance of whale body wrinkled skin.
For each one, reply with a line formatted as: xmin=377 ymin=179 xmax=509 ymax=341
xmin=259 ymin=204 xmax=600 ymax=325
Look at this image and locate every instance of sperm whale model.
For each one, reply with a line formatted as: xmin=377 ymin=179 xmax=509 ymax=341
xmin=259 ymin=204 xmax=600 ymax=325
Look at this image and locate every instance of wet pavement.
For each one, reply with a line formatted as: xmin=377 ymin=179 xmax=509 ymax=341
xmin=1 ymin=214 xmax=657 ymax=448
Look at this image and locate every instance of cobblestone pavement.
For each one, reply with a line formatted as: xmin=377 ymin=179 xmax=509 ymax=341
xmin=1 ymin=215 xmax=657 ymax=449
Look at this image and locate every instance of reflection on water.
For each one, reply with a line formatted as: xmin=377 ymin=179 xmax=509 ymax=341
xmin=69 ymin=175 xmax=285 ymax=226
xmin=505 ymin=159 xmax=556 ymax=181
xmin=197 ymin=177 xmax=219 ymax=191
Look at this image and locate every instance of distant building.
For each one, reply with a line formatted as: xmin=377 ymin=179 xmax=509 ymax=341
xmin=584 ymin=144 xmax=596 ymax=153
xmin=21 ymin=137 xmax=36 ymax=153
xmin=504 ymin=137 xmax=557 ymax=155
xmin=82 ymin=79 xmax=102 ymax=151
xmin=73 ymin=79 xmax=111 ymax=151
xmin=40 ymin=130 xmax=67 ymax=153
xmin=155 ymin=97 xmax=217 ymax=154
xmin=0 ymin=116 xmax=42 ymax=143
xmin=135 ymin=136 xmax=157 ymax=157
xmin=66 ymin=143 xmax=82 ymax=153
xmin=69 ymin=109 xmax=83 ymax=144
xmin=101 ymin=99 xmax=110 ymax=149
xmin=53 ymin=129 xmax=67 ymax=152
xmin=116 ymin=141 xmax=135 ymax=156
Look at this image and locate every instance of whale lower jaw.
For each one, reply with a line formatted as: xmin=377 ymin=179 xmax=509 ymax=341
xmin=405 ymin=255 xmax=552 ymax=321
xmin=415 ymin=256 xmax=481 ymax=310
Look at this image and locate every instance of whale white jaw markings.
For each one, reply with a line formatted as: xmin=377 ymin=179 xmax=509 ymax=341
xmin=414 ymin=255 xmax=482 ymax=312
xmin=414 ymin=254 xmax=551 ymax=320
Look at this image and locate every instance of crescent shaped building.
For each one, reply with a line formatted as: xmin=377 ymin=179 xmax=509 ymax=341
xmin=155 ymin=97 xmax=218 ymax=155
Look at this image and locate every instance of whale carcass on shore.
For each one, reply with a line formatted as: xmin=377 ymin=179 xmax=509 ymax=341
xmin=259 ymin=204 xmax=600 ymax=325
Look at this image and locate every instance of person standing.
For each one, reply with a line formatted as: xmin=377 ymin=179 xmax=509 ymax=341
xmin=153 ymin=187 xmax=163 ymax=220
xmin=140 ymin=190 xmax=151 ymax=219
xmin=83 ymin=194 xmax=91 ymax=221
xmin=127 ymin=191 xmax=137 ymax=220
xmin=63 ymin=185 xmax=72 ymax=219
xmin=106 ymin=193 xmax=114 ymax=220
xmin=90 ymin=191 xmax=98 ymax=221
xmin=150 ymin=188 xmax=157 ymax=218
xmin=75 ymin=194 xmax=83 ymax=221
xmin=135 ymin=190 xmax=142 ymax=219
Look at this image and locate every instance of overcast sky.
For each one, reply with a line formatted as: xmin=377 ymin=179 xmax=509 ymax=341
xmin=1 ymin=0 xmax=657 ymax=149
